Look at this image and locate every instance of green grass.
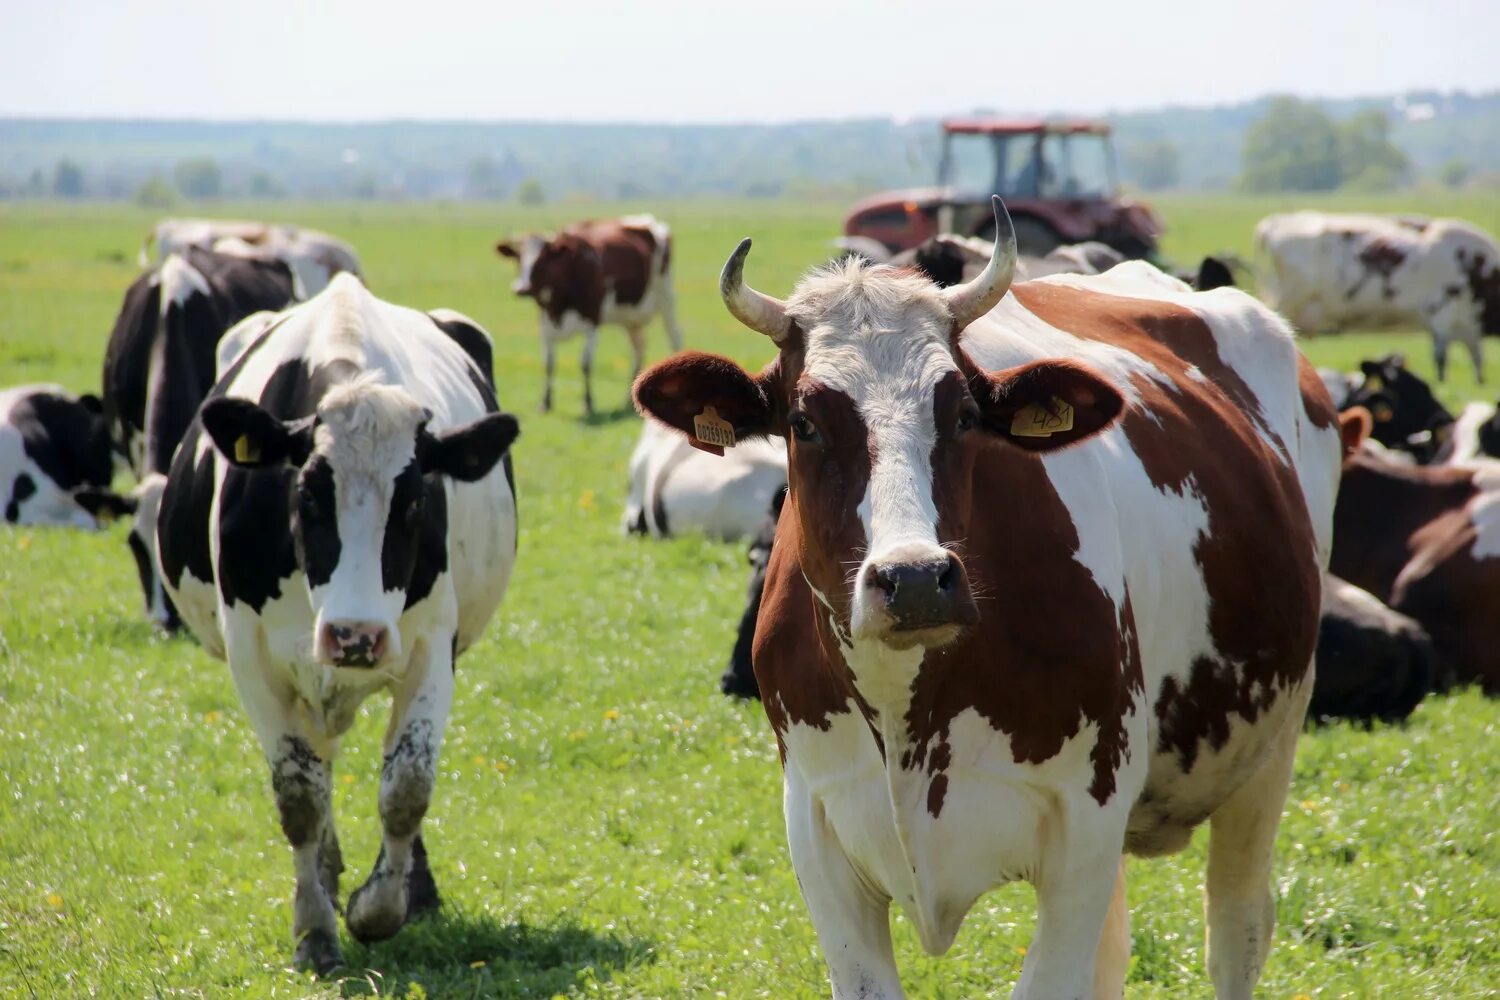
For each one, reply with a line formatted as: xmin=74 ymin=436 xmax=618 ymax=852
xmin=1 ymin=195 xmax=1498 ymax=998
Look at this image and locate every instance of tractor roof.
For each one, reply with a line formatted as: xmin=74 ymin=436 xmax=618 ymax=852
xmin=941 ymin=117 xmax=1111 ymax=136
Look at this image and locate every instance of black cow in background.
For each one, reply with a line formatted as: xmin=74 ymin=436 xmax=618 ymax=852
xmin=1311 ymin=575 xmax=1445 ymax=725
xmin=720 ymin=486 xmax=784 ymax=699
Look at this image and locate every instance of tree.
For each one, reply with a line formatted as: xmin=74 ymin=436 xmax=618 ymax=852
xmin=1438 ymin=159 xmax=1471 ymax=189
xmin=52 ymin=159 xmax=85 ymax=198
xmin=1238 ymin=97 xmax=1342 ymax=193
xmin=1122 ymin=139 xmax=1181 ymax=192
xmin=133 ymin=174 xmax=178 ymax=208
xmin=1336 ymin=110 xmax=1411 ymax=190
xmin=174 ymin=157 xmax=221 ymax=199
xmin=249 ymin=171 xmax=285 ymax=199
xmin=515 ymin=178 xmax=545 ymax=205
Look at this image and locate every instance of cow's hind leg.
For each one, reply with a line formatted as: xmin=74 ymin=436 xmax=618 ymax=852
xmin=785 ymin=774 xmax=902 ymax=999
xmin=1204 ymin=679 xmax=1310 ymax=999
xmin=346 ymin=637 xmax=455 ymax=943
xmin=580 ymin=325 xmax=600 ymax=415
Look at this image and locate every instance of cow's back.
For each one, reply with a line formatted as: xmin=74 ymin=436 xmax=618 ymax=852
xmin=963 ymin=265 xmax=1339 ymax=849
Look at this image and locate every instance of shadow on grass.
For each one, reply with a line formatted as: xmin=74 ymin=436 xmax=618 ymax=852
xmin=577 ymin=404 xmax=637 ymax=427
xmin=337 ymin=908 xmax=654 ymax=999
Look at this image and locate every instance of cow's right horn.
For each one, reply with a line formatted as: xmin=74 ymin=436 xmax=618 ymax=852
xmin=943 ymin=195 xmax=1017 ymax=330
xmin=721 ymin=238 xmax=793 ymax=343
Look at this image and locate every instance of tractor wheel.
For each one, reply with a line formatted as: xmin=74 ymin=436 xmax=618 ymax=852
xmin=975 ymin=214 xmax=1060 ymax=256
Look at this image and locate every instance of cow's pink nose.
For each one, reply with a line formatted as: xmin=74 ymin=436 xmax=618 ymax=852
xmin=321 ymin=620 xmax=388 ymax=667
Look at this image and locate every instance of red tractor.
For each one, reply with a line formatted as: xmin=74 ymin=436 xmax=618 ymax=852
xmin=845 ymin=118 xmax=1164 ymax=259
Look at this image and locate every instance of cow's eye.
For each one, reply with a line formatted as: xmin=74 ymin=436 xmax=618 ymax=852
xmin=956 ymin=406 xmax=981 ymax=434
xmin=789 ymin=412 xmax=820 ymax=443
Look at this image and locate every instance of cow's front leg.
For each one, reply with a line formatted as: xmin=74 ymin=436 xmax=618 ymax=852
xmin=786 ymin=773 xmax=902 ymax=999
xmin=580 ymin=324 xmax=600 ymax=415
xmin=228 ymin=652 xmax=342 ymax=973
xmin=625 ymin=325 xmax=646 ymax=388
xmin=540 ymin=325 xmax=556 ymax=413
xmin=346 ymin=637 xmax=454 ymax=943
xmin=1013 ymin=824 xmax=1125 ymax=1000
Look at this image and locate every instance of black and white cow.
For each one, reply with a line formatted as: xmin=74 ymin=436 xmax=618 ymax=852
xmin=622 ymin=418 xmax=787 ymax=541
xmin=101 ymin=246 xmax=298 ymax=627
xmin=1311 ymin=575 xmax=1442 ymax=725
xmin=156 ymin=274 xmax=519 ymax=973
xmin=0 ymin=384 xmax=117 ymax=528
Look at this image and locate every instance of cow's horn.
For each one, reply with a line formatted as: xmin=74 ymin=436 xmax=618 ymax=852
xmin=943 ymin=195 xmax=1017 ymax=329
xmin=721 ymin=238 xmax=792 ymax=343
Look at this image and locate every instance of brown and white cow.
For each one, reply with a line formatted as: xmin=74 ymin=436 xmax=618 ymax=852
xmin=1332 ymin=408 xmax=1500 ymax=693
xmin=1255 ymin=211 xmax=1500 ymax=382
xmin=496 ymin=215 xmax=683 ymax=414
xmin=635 ymin=199 xmax=1340 ymax=999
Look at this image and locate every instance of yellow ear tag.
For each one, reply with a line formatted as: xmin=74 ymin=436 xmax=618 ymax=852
xmin=96 ymin=507 xmax=116 ymax=527
xmin=1373 ymin=403 xmax=1394 ymax=423
xmin=692 ymin=406 xmax=736 ymax=454
xmin=1365 ymin=374 xmax=1383 ymax=391
xmin=1010 ymin=398 xmax=1075 ymax=438
xmin=234 ymin=435 xmax=261 ymax=463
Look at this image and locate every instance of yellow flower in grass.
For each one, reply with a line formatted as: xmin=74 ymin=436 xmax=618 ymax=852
xmin=578 ymin=489 xmax=597 ymax=512
xmin=203 ymin=710 xmax=222 ymax=723
xmin=45 ymin=893 xmax=63 ymax=910
xmin=603 ymin=708 xmax=620 ymax=721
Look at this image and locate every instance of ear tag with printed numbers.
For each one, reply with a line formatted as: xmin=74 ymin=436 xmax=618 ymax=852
xmin=1372 ymin=403 xmax=1394 ymax=423
xmin=1010 ymin=398 xmax=1075 ymax=438
xmin=1365 ymin=374 xmax=1383 ymax=391
xmin=690 ymin=406 xmax=735 ymax=456
xmin=234 ymin=435 xmax=261 ymax=464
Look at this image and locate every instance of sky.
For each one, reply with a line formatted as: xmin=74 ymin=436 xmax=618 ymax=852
xmin=4 ymin=0 xmax=1497 ymax=123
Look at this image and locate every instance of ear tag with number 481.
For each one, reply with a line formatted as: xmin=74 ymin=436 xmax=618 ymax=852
xmin=1010 ymin=398 xmax=1075 ymax=438
xmin=691 ymin=406 xmax=736 ymax=456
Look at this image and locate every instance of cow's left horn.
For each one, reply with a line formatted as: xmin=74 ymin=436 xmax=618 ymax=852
xmin=943 ymin=195 xmax=1017 ymax=329
xmin=721 ymin=238 xmax=793 ymax=343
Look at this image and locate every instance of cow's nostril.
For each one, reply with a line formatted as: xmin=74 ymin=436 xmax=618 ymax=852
xmin=867 ymin=564 xmax=896 ymax=597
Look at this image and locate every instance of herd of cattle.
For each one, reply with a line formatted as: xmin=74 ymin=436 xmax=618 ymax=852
xmin=3 ymin=201 xmax=1499 ymax=996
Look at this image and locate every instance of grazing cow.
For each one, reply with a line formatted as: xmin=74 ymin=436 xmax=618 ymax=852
xmin=1312 ymin=574 xmax=1440 ymax=725
xmin=0 ymin=385 xmax=117 ymax=528
xmin=1444 ymin=399 xmax=1500 ymax=464
xmin=622 ymin=418 xmax=786 ymax=541
xmin=141 ymin=218 xmax=362 ymax=297
xmin=634 ymin=198 xmax=1340 ymax=999
xmin=721 ymin=486 xmax=785 ymax=700
xmin=156 ymin=274 xmax=519 ymax=973
xmin=101 ymin=247 xmax=297 ymax=627
xmin=1332 ymin=409 xmax=1500 ymax=694
xmin=1255 ymin=211 xmax=1500 ymax=381
xmin=496 ymin=215 xmax=684 ymax=414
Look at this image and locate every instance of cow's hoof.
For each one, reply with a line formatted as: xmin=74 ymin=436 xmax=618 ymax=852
xmin=346 ymin=881 xmax=406 ymax=944
xmin=294 ymin=928 xmax=343 ymax=976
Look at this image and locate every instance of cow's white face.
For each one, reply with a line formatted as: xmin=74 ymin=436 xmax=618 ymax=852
xmin=498 ymin=235 xmax=548 ymax=297
xmin=200 ymin=377 xmax=519 ymax=670
xmin=787 ymin=263 xmax=973 ymax=648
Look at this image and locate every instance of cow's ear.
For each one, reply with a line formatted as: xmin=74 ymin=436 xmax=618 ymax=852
xmin=420 ymin=412 xmax=518 ymax=482
xmin=495 ymin=241 xmax=519 ymax=259
xmin=73 ymin=487 xmax=136 ymax=525
xmin=1195 ymin=256 xmax=1235 ymax=291
xmin=78 ymin=393 xmax=104 ymax=415
xmin=1339 ymin=407 xmax=1373 ymax=458
xmin=633 ymin=351 xmax=778 ymax=455
xmin=200 ymin=398 xmax=315 ymax=468
xmin=965 ymin=354 xmax=1123 ymax=452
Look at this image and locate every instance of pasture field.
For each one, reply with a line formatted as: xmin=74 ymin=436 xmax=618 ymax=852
xmin=1 ymin=192 xmax=1498 ymax=998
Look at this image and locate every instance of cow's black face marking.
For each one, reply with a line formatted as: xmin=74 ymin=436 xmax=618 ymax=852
xmin=380 ymin=460 xmax=430 ymax=598
xmin=294 ymin=457 xmax=341 ymax=589
xmin=5 ymin=473 xmax=35 ymax=522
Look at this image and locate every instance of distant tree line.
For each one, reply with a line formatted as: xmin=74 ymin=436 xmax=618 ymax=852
xmin=1239 ymin=96 xmax=1421 ymax=193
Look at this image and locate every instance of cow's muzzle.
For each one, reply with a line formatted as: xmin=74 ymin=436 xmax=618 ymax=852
xmin=319 ymin=620 xmax=390 ymax=668
xmin=860 ymin=549 xmax=976 ymax=648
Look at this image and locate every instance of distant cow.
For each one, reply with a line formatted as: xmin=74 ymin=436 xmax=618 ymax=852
xmin=101 ymin=247 xmax=298 ymax=628
xmin=1255 ymin=211 xmax=1500 ymax=381
xmin=1333 ymin=409 xmax=1500 ymax=693
xmin=635 ymin=198 xmax=1340 ymax=997
xmin=141 ymin=218 xmax=362 ymax=297
xmin=0 ymin=385 xmax=117 ymax=528
xmin=157 ymin=274 xmax=519 ymax=973
xmin=1312 ymin=574 xmax=1441 ymax=725
xmin=497 ymin=215 xmax=683 ymax=414
xmin=622 ymin=418 xmax=786 ymax=541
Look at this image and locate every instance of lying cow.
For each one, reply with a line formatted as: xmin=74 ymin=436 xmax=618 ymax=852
xmin=100 ymin=246 xmax=299 ymax=628
xmin=0 ymin=385 xmax=116 ymax=528
xmin=635 ymin=197 xmax=1340 ymax=998
xmin=1312 ymin=574 xmax=1441 ymax=725
xmin=1333 ymin=409 xmax=1500 ymax=693
xmin=1255 ymin=211 xmax=1500 ymax=381
xmin=622 ymin=418 xmax=786 ymax=541
xmin=496 ymin=215 xmax=683 ymax=414
xmin=141 ymin=218 xmax=362 ymax=297
xmin=157 ymin=273 xmax=519 ymax=973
